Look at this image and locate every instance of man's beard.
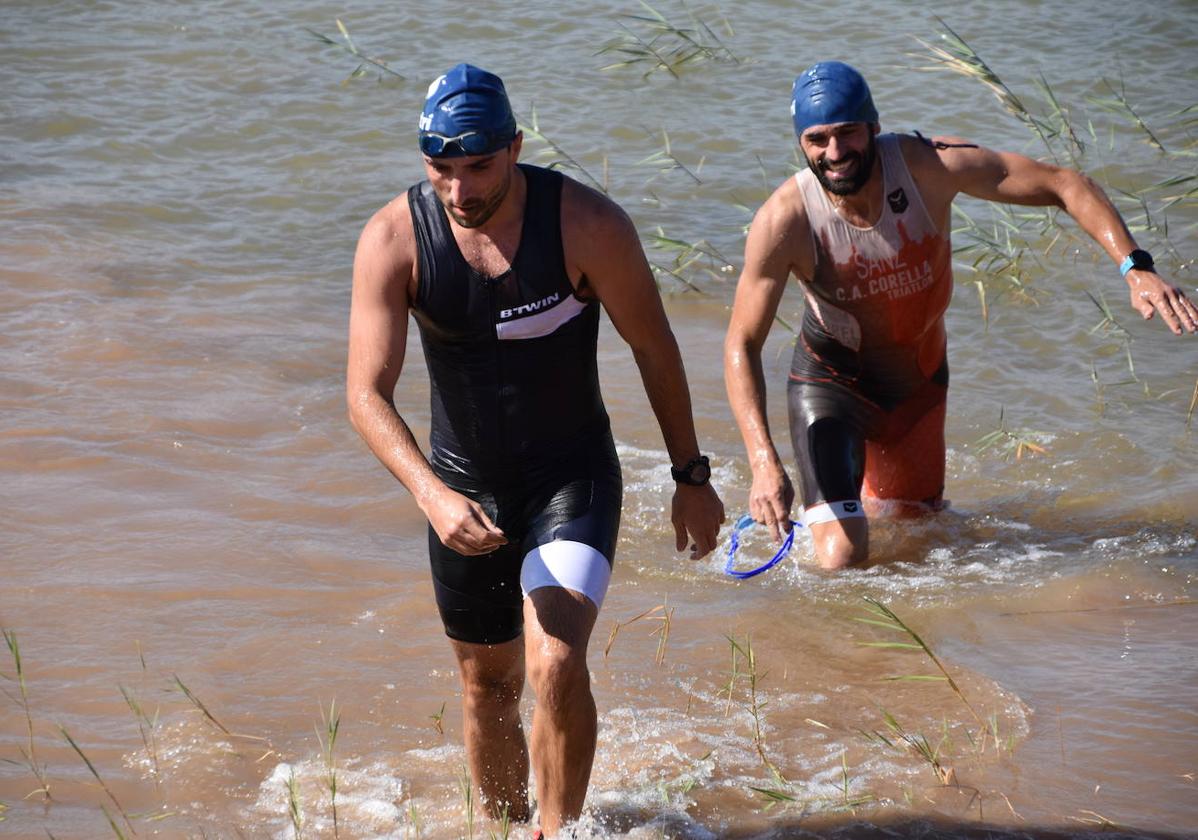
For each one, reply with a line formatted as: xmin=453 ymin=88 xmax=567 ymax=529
xmin=444 ymin=166 xmax=512 ymax=229
xmin=807 ymin=134 xmax=877 ymax=197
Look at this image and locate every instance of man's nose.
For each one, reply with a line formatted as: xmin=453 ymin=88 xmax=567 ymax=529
xmin=447 ymin=176 xmax=475 ymax=205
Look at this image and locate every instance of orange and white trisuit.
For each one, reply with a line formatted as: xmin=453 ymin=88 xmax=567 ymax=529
xmin=788 ymin=133 xmax=954 ymax=526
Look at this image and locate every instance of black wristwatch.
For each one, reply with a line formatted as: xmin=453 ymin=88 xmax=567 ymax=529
xmin=1119 ymin=249 xmax=1155 ymax=277
xmin=671 ymin=455 xmax=711 ymax=486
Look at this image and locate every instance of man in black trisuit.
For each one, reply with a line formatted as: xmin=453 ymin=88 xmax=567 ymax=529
xmin=347 ymin=64 xmax=725 ymax=837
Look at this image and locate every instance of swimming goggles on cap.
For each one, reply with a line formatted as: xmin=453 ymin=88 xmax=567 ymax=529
xmin=419 ymin=129 xmax=513 ymax=157
xmin=724 ymin=514 xmax=800 ymax=579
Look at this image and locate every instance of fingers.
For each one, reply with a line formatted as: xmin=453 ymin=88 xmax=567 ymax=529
xmin=431 ymin=493 xmax=507 ymax=556
xmin=1167 ymin=287 xmax=1198 ymax=333
xmin=751 ymin=492 xmax=790 ymax=541
xmin=673 ymin=486 xmax=724 ymax=560
xmin=1131 ymin=276 xmax=1198 ymax=335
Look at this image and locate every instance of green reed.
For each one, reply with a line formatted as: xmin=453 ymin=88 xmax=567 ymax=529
xmin=404 ymin=796 xmax=424 ymax=839
xmin=913 ymin=17 xmax=1060 ymax=162
xmin=3 ymin=629 xmax=52 ymax=800
xmin=172 ymin=674 xmax=271 ymax=758
xmin=604 ymin=603 xmax=674 ymax=665
xmin=856 ymin=598 xmax=985 ymax=733
xmin=119 ymin=685 xmax=161 ymax=784
xmin=638 ymin=129 xmax=704 ymax=184
xmin=458 ymin=766 xmax=475 ymax=840
xmin=315 ymin=700 xmax=341 ymax=838
xmin=974 ymin=406 xmax=1048 ymax=461
xmin=430 ymin=701 xmax=446 ymax=735
xmin=518 ymin=106 xmax=608 ymax=194
xmin=1086 ymin=77 xmax=1165 ymax=152
xmin=60 ymin=725 xmax=135 ymax=835
xmin=304 ymin=19 xmax=405 ymax=84
xmin=723 ymin=635 xmax=787 ymax=785
xmin=287 ymin=766 xmax=304 ymax=839
xmin=597 ymin=1 xmax=739 ymax=79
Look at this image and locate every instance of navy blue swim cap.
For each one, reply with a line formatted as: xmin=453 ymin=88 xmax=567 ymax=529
xmin=791 ymin=61 xmax=878 ymax=136
xmin=418 ymin=63 xmax=517 ymax=157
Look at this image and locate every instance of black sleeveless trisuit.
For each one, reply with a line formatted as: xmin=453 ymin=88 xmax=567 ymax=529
xmin=408 ymin=164 xmax=622 ymax=644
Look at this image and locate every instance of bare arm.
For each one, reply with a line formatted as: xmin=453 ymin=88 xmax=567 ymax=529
xmin=346 ymin=201 xmax=506 ymax=555
xmin=917 ymin=137 xmax=1197 ymax=334
xmin=724 ymin=180 xmax=807 ymax=539
xmin=562 ymin=180 xmax=725 ymax=558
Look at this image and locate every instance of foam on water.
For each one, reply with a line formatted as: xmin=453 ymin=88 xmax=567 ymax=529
xmin=614 ymin=443 xmax=1196 ymax=607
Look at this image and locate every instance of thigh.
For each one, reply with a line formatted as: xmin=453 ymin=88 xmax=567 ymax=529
xmin=428 ymin=484 xmax=527 ymax=645
xmin=862 ymin=392 xmax=946 ymax=505
xmin=787 ymin=379 xmax=869 ymax=510
xmin=519 ymin=434 xmax=622 ymax=609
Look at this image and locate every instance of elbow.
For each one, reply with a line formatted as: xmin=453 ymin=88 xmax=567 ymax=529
xmin=345 ymin=385 xmax=378 ymax=436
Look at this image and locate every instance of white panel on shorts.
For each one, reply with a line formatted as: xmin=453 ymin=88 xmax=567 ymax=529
xmin=802 ymin=500 xmax=867 ymax=527
xmin=520 ymin=540 xmax=612 ymax=608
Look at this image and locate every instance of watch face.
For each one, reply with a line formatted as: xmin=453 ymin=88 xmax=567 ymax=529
xmin=690 ymin=461 xmax=711 ymax=483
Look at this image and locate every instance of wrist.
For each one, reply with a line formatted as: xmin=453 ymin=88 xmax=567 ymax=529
xmin=671 ymin=454 xmax=711 ymax=486
xmin=1119 ymin=249 xmax=1155 ymax=279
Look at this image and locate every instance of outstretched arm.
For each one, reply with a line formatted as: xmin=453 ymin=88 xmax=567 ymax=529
xmin=563 ymin=181 xmax=725 ymax=559
xmin=924 ymin=139 xmax=1197 ymax=334
xmin=724 ymin=184 xmax=806 ymax=541
xmin=346 ymin=204 xmax=506 ymax=556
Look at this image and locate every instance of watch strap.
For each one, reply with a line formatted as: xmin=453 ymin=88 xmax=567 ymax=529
xmin=1119 ymin=249 xmax=1154 ymax=277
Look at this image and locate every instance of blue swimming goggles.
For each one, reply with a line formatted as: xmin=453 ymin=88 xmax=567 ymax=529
xmin=724 ymin=514 xmax=800 ymax=579
xmin=418 ymin=129 xmax=514 ymax=157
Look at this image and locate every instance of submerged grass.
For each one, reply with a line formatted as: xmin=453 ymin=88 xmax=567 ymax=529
xmin=2 ymin=628 xmax=51 ymax=801
xmin=119 ymin=685 xmax=161 ymax=784
xmin=287 ymin=766 xmax=304 ymax=839
xmin=59 ymin=725 xmax=135 ymax=836
xmin=604 ymin=602 xmax=674 ymax=665
xmin=974 ymin=407 xmax=1048 ymax=461
xmin=315 ymin=700 xmax=341 ymax=839
xmin=724 ymin=635 xmax=787 ymax=785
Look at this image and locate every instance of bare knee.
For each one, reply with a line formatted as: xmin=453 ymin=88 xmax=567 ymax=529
xmin=461 ymin=669 xmax=523 ymax=713
xmin=527 ymin=645 xmax=590 ymax=714
xmin=810 ymin=519 xmax=869 ymax=570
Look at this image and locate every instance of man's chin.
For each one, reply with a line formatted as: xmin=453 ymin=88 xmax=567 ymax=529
xmin=817 ymin=171 xmax=868 ymax=196
xmin=448 ymin=206 xmax=489 ymax=228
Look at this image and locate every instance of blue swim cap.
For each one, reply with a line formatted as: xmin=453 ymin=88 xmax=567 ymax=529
xmin=791 ymin=61 xmax=878 ymax=136
xmin=418 ymin=63 xmax=517 ymax=157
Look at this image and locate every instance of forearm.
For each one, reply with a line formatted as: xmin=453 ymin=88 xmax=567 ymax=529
xmin=724 ymin=334 xmax=784 ymax=471
xmin=630 ymin=341 xmax=702 ymax=466
xmin=347 ymin=390 xmax=446 ymax=513
xmin=1055 ymin=170 xmax=1141 ymax=267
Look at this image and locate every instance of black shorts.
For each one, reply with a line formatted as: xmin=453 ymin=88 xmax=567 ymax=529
xmin=427 ymin=432 xmax=622 ymax=645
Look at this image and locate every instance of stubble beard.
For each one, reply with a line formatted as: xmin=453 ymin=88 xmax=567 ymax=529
xmin=807 ymin=134 xmax=878 ymax=197
xmin=444 ymin=165 xmax=513 ymax=229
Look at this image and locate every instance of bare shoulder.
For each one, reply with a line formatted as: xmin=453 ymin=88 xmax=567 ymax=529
xmin=354 ymin=192 xmax=417 ymax=292
xmin=560 ymin=175 xmax=638 ymax=251
xmin=751 ymin=175 xmax=807 ymax=239
xmin=742 ymin=175 xmax=811 ymax=280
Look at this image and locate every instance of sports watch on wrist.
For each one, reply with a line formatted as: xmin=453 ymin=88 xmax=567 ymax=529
xmin=671 ymin=455 xmax=711 ymax=486
xmin=1119 ymin=249 xmax=1155 ymax=277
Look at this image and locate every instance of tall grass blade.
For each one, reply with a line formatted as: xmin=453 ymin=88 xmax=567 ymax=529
xmin=59 ymin=726 xmax=135 ymax=834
